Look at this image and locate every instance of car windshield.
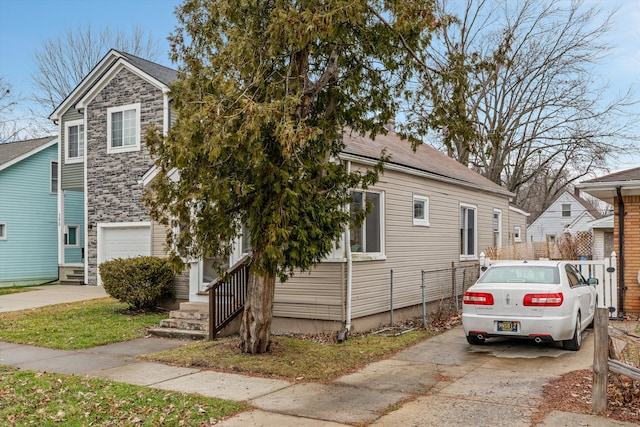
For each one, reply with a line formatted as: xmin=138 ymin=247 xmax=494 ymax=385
xmin=478 ymin=265 xmax=560 ymax=284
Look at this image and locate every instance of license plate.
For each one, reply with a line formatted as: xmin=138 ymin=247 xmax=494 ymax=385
xmin=496 ymin=321 xmax=519 ymax=332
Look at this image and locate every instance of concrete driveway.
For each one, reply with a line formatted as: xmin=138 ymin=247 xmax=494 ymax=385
xmin=219 ymin=325 xmax=632 ymax=426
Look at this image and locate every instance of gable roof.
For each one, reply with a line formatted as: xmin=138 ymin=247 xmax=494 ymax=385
xmin=0 ymin=136 xmax=57 ymax=172
xmin=49 ymin=49 xmax=177 ymax=120
xmin=142 ymin=129 xmax=514 ymax=198
xmin=588 ymin=214 xmax=614 ymax=229
xmin=566 ymin=210 xmax=597 ymax=232
xmin=116 ymin=51 xmax=177 ymax=86
xmin=577 ymin=167 xmax=640 ymax=204
xmin=526 ymin=189 xmax=602 ymax=230
xmin=571 ymin=189 xmax=603 ymax=220
xmin=341 ymin=129 xmax=513 ymax=197
xmin=509 ymin=203 xmax=530 ymax=217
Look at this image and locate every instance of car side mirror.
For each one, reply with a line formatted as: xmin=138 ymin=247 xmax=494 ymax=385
xmin=587 ymin=278 xmax=598 ymax=285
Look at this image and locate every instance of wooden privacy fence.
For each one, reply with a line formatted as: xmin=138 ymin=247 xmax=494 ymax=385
xmin=484 ymin=231 xmax=593 ymax=261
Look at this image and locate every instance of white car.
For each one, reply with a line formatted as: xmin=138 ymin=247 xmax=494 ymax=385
xmin=462 ymin=260 xmax=598 ymax=351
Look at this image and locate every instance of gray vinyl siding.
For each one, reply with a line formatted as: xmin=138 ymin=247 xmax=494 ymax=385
xmin=271 ymin=162 xmax=511 ymax=322
xmin=150 ymin=221 xmax=189 ymax=301
xmin=349 ymin=165 xmax=509 ymax=319
xmin=60 ymin=109 xmax=84 ymax=191
xmin=151 ymin=221 xmax=169 ymax=257
xmin=506 ymin=209 xmax=528 ymax=244
xmin=273 ymin=263 xmax=344 ymax=321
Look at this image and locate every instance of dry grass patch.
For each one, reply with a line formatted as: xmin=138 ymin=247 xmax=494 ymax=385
xmin=142 ymin=329 xmax=436 ymax=381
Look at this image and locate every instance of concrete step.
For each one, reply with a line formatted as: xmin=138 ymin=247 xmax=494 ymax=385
xmin=179 ymin=301 xmax=209 ymax=312
xmin=59 ymin=280 xmax=85 ymax=286
xmin=147 ymin=327 xmax=207 ymax=340
xmin=170 ymin=309 xmax=208 ymax=321
xmin=160 ymin=318 xmax=208 ymax=331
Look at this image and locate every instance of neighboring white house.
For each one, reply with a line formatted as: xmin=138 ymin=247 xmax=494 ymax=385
xmin=588 ymin=215 xmax=614 ymax=260
xmin=527 ymin=189 xmax=603 ymax=243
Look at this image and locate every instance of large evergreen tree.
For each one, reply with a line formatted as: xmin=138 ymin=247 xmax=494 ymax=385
xmin=146 ymin=0 xmax=438 ymax=353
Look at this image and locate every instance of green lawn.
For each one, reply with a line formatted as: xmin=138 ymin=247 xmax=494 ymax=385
xmin=0 ymin=298 xmax=167 ymax=349
xmin=0 ymin=365 xmax=245 ymax=426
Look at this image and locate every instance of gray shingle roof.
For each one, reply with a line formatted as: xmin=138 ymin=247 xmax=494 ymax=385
xmin=0 ymin=136 xmax=57 ymax=169
xmin=116 ymin=50 xmax=177 ymax=86
xmin=572 ymin=190 xmax=603 ymax=220
xmin=341 ymin=130 xmax=512 ymax=196
xmin=582 ymin=167 xmax=640 ymax=183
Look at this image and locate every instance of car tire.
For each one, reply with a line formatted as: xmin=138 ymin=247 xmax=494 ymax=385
xmin=466 ymin=335 xmax=485 ymax=345
xmin=562 ymin=313 xmax=582 ymax=351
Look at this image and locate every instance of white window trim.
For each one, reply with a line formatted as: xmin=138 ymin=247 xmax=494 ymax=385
xmin=50 ymin=161 xmax=58 ymax=194
xmin=460 ymin=203 xmax=478 ymax=261
xmin=64 ymin=224 xmax=80 ymax=247
xmin=413 ymin=195 xmax=430 ymax=227
xmin=351 ymin=190 xmax=386 ymax=260
xmin=514 ymin=226 xmax=522 ymax=243
xmin=0 ymin=222 xmax=6 ymax=240
xmin=493 ymin=208 xmax=502 ymax=248
xmin=107 ymin=103 xmax=141 ymax=154
xmin=65 ymin=119 xmax=84 ymax=164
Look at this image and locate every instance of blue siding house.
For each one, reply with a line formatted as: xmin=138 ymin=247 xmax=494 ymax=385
xmin=0 ymin=136 xmax=60 ymax=286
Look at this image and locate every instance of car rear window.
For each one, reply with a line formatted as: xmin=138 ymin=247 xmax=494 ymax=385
xmin=478 ymin=266 xmax=560 ymax=284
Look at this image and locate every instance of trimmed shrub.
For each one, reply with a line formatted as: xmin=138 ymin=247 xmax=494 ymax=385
xmin=99 ymin=256 xmax=175 ymax=310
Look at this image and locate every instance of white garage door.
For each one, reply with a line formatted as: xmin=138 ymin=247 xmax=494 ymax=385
xmin=98 ymin=223 xmax=151 ymax=285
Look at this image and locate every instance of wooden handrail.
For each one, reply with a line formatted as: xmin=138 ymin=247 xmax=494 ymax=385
xmin=207 ymin=254 xmax=252 ymax=340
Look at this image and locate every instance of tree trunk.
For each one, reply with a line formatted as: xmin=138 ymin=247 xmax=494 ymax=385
xmin=239 ymin=270 xmax=276 ymax=354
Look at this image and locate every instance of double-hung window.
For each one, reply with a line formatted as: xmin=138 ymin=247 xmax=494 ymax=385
xmin=351 ymin=190 xmax=383 ymax=254
xmin=413 ymin=195 xmax=430 ymax=226
xmin=50 ymin=161 xmax=58 ymax=194
xmin=493 ymin=209 xmax=502 ymax=248
xmin=514 ymin=226 xmax=522 ymax=243
xmin=0 ymin=222 xmax=6 ymax=240
xmin=65 ymin=120 xmax=84 ymax=162
xmin=561 ymin=203 xmax=571 ymax=217
xmin=460 ymin=203 xmax=477 ymax=260
xmin=107 ymin=103 xmax=141 ymax=153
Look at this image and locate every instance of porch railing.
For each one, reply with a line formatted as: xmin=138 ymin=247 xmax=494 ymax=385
xmin=206 ymin=254 xmax=251 ymax=340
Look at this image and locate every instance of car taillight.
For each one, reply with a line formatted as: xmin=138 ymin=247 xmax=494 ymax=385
xmin=523 ymin=293 xmax=564 ymax=306
xmin=463 ymin=292 xmax=494 ymax=305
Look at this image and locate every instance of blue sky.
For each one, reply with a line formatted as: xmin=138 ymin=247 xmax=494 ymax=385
xmin=0 ymin=0 xmax=180 ymax=100
xmin=0 ymin=0 xmax=639 ymax=169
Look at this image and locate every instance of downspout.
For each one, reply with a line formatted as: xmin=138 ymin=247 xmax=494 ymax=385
xmin=345 ymin=160 xmax=353 ymax=331
xmin=339 ymin=160 xmax=353 ymax=342
xmin=616 ymin=186 xmax=625 ymax=316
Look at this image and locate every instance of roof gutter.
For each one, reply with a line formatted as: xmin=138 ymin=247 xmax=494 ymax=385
xmin=339 ymin=153 xmax=514 ymax=198
xmin=616 ymin=186 xmax=626 ymax=316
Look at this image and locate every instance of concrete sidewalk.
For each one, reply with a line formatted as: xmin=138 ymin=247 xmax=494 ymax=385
xmin=0 ymin=284 xmax=108 ymax=312
xmin=0 ymin=285 xmax=637 ymax=426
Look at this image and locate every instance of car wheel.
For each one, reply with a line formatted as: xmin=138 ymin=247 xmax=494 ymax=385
xmin=466 ymin=334 xmax=485 ymax=345
xmin=563 ymin=313 xmax=582 ymax=351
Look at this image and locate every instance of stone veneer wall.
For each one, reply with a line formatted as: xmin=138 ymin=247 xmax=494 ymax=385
xmin=85 ymin=67 xmax=164 ymax=285
xmin=614 ymin=195 xmax=640 ymax=315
